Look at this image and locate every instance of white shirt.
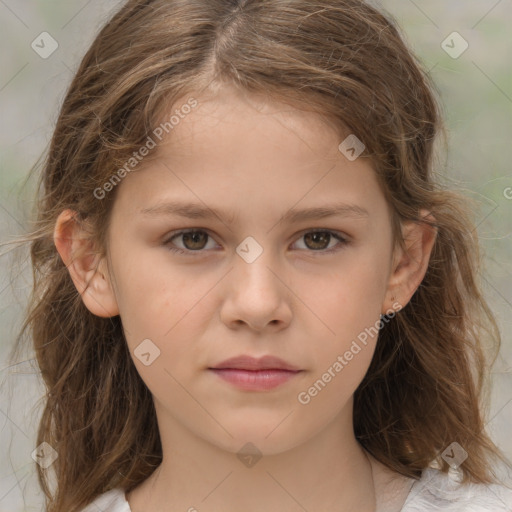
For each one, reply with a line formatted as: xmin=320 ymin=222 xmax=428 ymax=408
xmin=80 ymin=468 xmax=512 ymax=511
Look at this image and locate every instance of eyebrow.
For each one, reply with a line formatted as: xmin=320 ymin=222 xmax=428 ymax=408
xmin=139 ymin=201 xmax=369 ymax=225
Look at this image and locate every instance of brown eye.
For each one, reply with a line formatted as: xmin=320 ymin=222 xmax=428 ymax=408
xmin=180 ymin=231 xmax=209 ymax=250
xmin=164 ymin=230 xmax=216 ymax=254
xmin=293 ymin=230 xmax=348 ymax=253
xmin=303 ymin=232 xmax=332 ymax=250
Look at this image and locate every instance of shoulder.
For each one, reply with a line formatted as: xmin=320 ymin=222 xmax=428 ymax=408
xmin=79 ymin=487 xmax=131 ymax=512
xmin=402 ymin=468 xmax=512 ymax=512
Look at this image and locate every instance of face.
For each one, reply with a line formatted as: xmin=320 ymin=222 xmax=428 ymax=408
xmin=102 ymin=85 xmax=398 ymax=455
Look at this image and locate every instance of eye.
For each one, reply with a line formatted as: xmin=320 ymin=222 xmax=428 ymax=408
xmin=291 ymin=229 xmax=348 ymax=253
xmin=163 ymin=229 xmax=218 ymax=254
xmin=162 ymin=229 xmax=349 ymax=255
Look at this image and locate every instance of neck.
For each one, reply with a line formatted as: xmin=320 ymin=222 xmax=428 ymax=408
xmin=127 ymin=403 xmax=377 ymax=512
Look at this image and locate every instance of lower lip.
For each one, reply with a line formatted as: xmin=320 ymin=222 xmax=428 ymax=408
xmin=209 ymin=368 xmax=302 ymax=391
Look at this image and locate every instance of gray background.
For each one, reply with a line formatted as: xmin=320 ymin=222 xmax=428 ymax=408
xmin=0 ymin=1 xmax=511 ymax=510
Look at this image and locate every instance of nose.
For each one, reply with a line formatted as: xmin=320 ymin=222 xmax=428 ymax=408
xmin=219 ymin=246 xmax=293 ymax=332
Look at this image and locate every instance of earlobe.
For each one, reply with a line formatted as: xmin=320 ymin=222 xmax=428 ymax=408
xmin=382 ymin=210 xmax=437 ymax=314
xmin=53 ymin=209 xmax=119 ymax=318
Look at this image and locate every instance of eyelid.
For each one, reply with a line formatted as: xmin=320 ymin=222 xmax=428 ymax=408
xmin=162 ymin=227 xmax=350 ymax=256
xmin=292 ymin=228 xmax=349 ymax=253
xmin=162 ymin=228 xmax=221 ymax=252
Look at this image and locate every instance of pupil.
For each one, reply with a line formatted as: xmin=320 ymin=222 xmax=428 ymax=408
xmin=305 ymin=232 xmax=329 ymax=250
xmin=184 ymin=231 xmax=207 ymax=250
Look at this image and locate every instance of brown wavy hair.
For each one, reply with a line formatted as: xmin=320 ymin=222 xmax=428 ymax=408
xmin=5 ymin=0 xmax=509 ymax=510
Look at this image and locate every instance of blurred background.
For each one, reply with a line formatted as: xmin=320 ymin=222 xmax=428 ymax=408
xmin=0 ymin=0 xmax=511 ymax=510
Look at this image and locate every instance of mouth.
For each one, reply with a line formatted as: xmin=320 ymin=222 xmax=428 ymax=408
xmin=210 ymin=354 xmax=301 ymax=372
xmin=208 ymin=368 xmax=303 ymax=391
xmin=208 ymin=354 xmax=303 ymax=391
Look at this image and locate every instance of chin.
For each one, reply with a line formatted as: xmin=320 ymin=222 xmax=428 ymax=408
xmin=207 ymin=426 xmax=307 ymax=458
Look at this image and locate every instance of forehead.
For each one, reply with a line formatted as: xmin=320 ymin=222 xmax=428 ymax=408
xmin=153 ymin=86 xmax=348 ymax=158
xmin=111 ymin=87 xmax=388 ymax=226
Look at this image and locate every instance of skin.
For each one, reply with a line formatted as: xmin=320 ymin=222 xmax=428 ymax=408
xmin=54 ymin=84 xmax=436 ymax=512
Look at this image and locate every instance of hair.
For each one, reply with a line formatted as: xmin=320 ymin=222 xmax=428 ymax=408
xmin=4 ymin=0 xmax=510 ymax=511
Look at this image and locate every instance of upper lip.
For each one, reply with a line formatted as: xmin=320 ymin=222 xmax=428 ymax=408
xmin=209 ymin=355 xmax=301 ymax=372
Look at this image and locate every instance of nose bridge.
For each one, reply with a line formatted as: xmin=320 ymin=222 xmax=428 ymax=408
xmin=220 ymin=234 xmax=292 ymax=329
xmin=233 ymin=234 xmax=281 ymax=294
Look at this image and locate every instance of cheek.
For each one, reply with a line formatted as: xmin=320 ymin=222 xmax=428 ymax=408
xmin=113 ymin=256 xmax=216 ymax=369
xmin=314 ymin=251 xmax=389 ymax=338
xmin=110 ymin=262 xmax=177 ymax=349
xmin=296 ymin=270 xmax=383 ymax=417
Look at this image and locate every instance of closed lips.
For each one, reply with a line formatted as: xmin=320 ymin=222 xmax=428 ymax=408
xmin=209 ymin=355 xmax=302 ymax=372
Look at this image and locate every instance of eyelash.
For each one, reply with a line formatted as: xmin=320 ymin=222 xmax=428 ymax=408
xmin=162 ymin=228 xmax=349 ymax=256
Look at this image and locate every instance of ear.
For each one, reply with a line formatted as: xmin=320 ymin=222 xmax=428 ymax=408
xmin=381 ymin=209 xmax=437 ymax=315
xmin=53 ymin=209 xmax=119 ymax=318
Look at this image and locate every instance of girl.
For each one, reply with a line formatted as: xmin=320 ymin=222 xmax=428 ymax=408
xmin=9 ymin=0 xmax=512 ymax=510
